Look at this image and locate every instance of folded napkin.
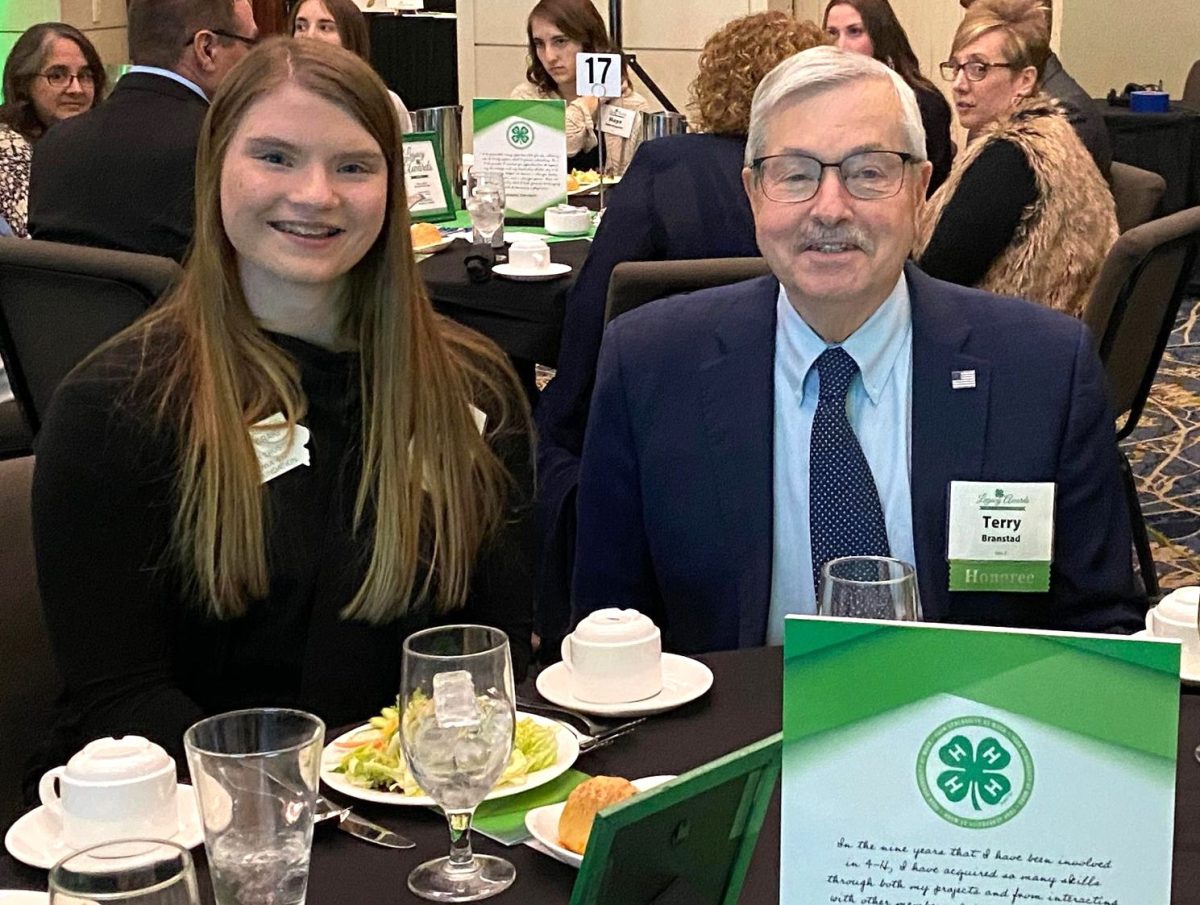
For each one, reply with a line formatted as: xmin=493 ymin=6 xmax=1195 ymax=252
xmin=471 ymin=770 xmax=590 ymax=846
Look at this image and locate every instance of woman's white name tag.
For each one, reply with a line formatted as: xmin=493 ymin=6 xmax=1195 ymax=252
xmin=251 ymin=413 xmax=311 ymax=484
xmin=947 ymin=481 xmax=1055 ymax=592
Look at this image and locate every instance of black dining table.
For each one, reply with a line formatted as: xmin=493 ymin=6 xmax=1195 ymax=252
xmin=3 ymin=647 xmax=1198 ymax=903
xmin=1097 ymin=99 xmax=1200 ymax=215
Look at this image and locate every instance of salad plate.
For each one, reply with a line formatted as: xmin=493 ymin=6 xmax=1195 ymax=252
xmin=320 ymin=712 xmax=579 ymax=807
xmin=524 ymin=776 xmax=675 ymax=868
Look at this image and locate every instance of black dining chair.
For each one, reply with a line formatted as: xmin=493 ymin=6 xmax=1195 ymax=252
xmin=1183 ymin=59 xmax=1200 ymax=109
xmin=605 ymin=257 xmax=772 ymax=325
xmin=1082 ymin=205 xmax=1200 ymax=598
xmin=1109 ymin=162 xmax=1166 ymax=234
xmin=0 ymin=239 xmax=180 ymax=450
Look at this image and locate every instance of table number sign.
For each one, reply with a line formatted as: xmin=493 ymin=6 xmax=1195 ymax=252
xmin=472 ymin=98 xmax=568 ymax=223
xmin=782 ymin=617 xmax=1179 ymax=905
xmin=401 ymin=131 xmax=455 ymax=222
xmin=576 ymin=52 xmax=623 ymax=99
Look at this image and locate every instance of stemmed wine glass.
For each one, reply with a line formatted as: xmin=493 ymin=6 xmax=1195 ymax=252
xmin=819 ymin=556 xmax=921 ymax=621
xmin=50 ymin=840 xmax=201 ymax=905
xmin=465 ymin=169 xmax=505 ymax=248
xmin=401 ymin=625 xmax=516 ymax=902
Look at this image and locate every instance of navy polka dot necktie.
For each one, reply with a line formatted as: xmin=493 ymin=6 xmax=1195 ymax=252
xmin=809 ymin=346 xmax=891 ymax=596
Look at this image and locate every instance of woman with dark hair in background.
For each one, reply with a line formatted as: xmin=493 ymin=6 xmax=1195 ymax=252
xmin=511 ymin=0 xmax=650 ymax=175
xmin=0 ymin=23 xmax=106 ymax=237
xmin=289 ymin=0 xmax=413 ymax=131
xmin=31 ymin=38 xmax=534 ymax=772
xmin=823 ymin=0 xmax=952 ymax=194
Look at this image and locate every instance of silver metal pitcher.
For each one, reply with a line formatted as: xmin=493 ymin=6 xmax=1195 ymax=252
xmin=640 ymin=111 xmax=688 ymax=143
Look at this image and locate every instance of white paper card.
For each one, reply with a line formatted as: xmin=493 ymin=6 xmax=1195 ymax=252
xmin=576 ymin=52 xmax=622 ymax=98
xmin=946 ymin=481 xmax=1055 ymax=562
xmin=599 ymin=104 xmax=637 ymax=138
xmin=251 ymin=413 xmax=311 ymax=484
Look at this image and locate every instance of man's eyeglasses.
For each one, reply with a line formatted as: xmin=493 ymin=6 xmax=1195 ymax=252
xmin=185 ymin=28 xmax=259 ymax=48
xmin=38 ymin=67 xmax=95 ymax=89
xmin=752 ymin=151 xmax=915 ymax=204
xmin=939 ymin=59 xmax=1020 ymax=82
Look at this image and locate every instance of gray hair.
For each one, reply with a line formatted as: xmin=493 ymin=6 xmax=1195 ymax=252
xmin=744 ymin=45 xmax=927 ymax=167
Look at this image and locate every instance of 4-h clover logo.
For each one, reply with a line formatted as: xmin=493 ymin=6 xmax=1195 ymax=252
xmin=995 ymin=488 xmax=1005 ymax=498
xmin=916 ymin=716 xmax=1033 ymax=829
xmin=507 ymin=121 xmax=534 ymax=149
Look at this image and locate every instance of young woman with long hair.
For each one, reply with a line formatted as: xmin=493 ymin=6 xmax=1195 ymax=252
xmin=31 ymin=37 xmax=534 ymax=770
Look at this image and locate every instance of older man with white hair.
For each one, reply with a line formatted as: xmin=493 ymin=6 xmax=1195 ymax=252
xmin=571 ymin=45 xmax=1143 ymax=653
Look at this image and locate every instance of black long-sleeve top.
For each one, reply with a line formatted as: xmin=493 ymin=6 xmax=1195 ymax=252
xmin=30 ymin=330 xmax=534 ymax=778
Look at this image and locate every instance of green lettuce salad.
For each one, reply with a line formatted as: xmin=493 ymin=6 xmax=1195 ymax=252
xmin=332 ymin=699 xmax=559 ymax=796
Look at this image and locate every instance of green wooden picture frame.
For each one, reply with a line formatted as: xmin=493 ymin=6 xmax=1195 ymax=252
xmin=569 ymin=733 xmax=781 ymax=905
xmin=402 ymin=131 xmax=457 ymax=223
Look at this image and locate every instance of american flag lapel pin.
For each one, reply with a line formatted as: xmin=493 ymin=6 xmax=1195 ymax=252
xmin=951 ymin=369 xmax=976 ymax=390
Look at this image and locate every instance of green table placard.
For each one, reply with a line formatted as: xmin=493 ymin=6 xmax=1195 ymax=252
xmin=472 ymin=769 xmax=590 ymax=846
xmin=472 ymin=98 xmax=569 ymax=222
xmin=782 ymin=617 xmax=1180 ymax=904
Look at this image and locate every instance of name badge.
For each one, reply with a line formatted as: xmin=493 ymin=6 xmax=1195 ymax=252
xmin=599 ymin=104 xmax=638 ymax=138
xmin=251 ymin=413 xmax=311 ymax=484
xmin=946 ymin=481 xmax=1055 ymax=592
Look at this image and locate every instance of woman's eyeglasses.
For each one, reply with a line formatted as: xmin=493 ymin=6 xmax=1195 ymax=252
xmin=939 ymin=60 xmax=1020 ymax=82
xmin=38 ymin=67 xmax=95 ymax=89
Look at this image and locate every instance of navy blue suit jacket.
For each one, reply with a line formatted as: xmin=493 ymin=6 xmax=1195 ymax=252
xmin=29 ymin=73 xmax=208 ymax=262
xmin=535 ymin=132 xmax=759 ymax=644
xmin=572 ymin=265 xmax=1145 ymax=653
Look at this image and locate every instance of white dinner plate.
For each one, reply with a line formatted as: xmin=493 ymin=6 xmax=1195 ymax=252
xmin=320 ymin=712 xmax=579 ymax=807
xmin=1129 ymin=629 xmax=1200 ymax=685
xmin=3 ymin=785 xmax=203 ymax=871
xmin=567 ymin=176 xmax=620 ymax=196
xmin=524 ymin=775 xmax=675 ymax=868
xmin=0 ymin=892 xmax=48 ymax=904
xmin=413 ymin=237 xmax=453 ymax=255
xmin=492 ymin=262 xmax=573 ymax=282
xmin=536 ymin=653 xmax=714 ymax=718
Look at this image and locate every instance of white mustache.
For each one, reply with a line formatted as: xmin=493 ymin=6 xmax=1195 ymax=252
xmin=796 ymin=227 xmax=873 ymax=254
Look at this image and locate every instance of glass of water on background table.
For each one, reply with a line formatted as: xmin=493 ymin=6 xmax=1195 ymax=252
xmin=184 ymin=708 xmax=325 ymax=905
xmin=401 ymin=624 xmax=516 ymax=902
xmin=819 ymin=556 xmax=921 ymax=621
xmin=465 ymin=169 xmax=505 ymax=247
xmin=50 ymin=839 xmax=201 ymax=905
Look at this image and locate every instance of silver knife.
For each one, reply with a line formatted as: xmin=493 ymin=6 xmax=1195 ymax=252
xmin=335 ymin=810 xmax=416 ymax=849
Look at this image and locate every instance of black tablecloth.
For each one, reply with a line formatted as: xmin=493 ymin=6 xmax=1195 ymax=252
xmin=3 ymin=648 xmax=1197 ymax=903
xmin=420 ymin=239 xmax=591 ymax=367
xmin=1098 ymin=100 xmax=1200 ymax=214
xmin=368 ymin=13 xmax=458 ymax=111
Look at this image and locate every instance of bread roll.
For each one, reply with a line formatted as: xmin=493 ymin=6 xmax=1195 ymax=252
xmin=558 ymin=776 xmax=638 ymax=854
xmin=410 ymin=222 xmax=442 ymax=248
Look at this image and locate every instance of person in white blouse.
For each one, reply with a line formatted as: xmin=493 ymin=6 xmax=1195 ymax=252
xmin=510 ymin=0 xmax=650 ymax=176
xmin=289 ymin=0 xmax=413 ymax=133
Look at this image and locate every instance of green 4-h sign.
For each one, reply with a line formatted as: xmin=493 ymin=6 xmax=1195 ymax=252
xmin=507 ymin=121 xmax=535 ymax=149
xmin=916 ymin=716 xmax=1034 ymax=829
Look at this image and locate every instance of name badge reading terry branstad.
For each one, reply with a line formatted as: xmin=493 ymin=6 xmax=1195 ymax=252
xmin=947 ymin=481 xmax=1055 ymax=592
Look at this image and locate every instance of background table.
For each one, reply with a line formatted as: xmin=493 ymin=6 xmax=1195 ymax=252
xmin=368 ymin=12 xmax=458 ymax=111
xmin=3 ymin=647 xmax=1197 ymax=902
xmin=1097 ymin=100 xmax=1200 ymax=215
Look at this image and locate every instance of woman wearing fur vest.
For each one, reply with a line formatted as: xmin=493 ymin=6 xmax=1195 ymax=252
xmin=915 ymin=0 xmax=1116 ymax=317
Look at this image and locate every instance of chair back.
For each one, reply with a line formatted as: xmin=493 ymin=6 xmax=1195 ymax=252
xmin=1081 ymin=206 xmax=1200 ymax=439
xmin=0 ymin=239 xmax=179 ymax=436
xmin=0 ymin=456 xmax=56 ymax=823
xmin=1109 ymin=162 xmax=1166 ymax=233
xmin=1183 ymin=59 xmax=1200 ymax=108
xmin=605 ymin=258 xmax=772 ymax=325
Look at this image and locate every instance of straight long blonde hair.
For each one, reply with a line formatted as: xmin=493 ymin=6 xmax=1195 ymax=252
xmin=102 ymin=38 xmax=528 ymax=622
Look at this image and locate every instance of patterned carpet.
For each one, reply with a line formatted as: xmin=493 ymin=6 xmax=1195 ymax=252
xmin=1126 ymin=296 xmax=1200 ymax=591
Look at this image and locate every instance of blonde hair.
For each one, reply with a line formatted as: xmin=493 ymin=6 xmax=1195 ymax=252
xmin=688 ymin=12 xmax=828 ymax=136
xmin=96 ymin=38 xmax=528 ymax=623
xmin=952 ymin=0 xmax=1050 ymax=80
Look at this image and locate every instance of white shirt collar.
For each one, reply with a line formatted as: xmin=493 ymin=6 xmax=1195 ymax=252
xmin=124 ymin=66 xmax=208 ymax=102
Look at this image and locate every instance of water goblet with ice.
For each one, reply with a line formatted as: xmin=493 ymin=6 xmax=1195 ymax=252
xmin=400 ymin=624 xmax=516 ymax=902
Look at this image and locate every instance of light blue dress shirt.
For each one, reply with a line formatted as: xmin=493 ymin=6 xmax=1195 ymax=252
xmin=767 ymin=274 xmax=916 ymax=645
xmin=125 ymin=66 xmax=208 ymax=102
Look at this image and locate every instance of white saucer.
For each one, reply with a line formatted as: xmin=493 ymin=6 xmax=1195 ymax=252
xmin=1130 ymin=630 xmax=1200 ymax=685
xmin=0 ymin=892 xmax=48 ymax=904
xmin=536 ymin=653 xmax=713 ymax=717
xmin=524 ymin=775 xmax=674 ymax=868
xmin=3 ymin=784 xmax=203 ymax=871
xmin=493 ymin=262 xmax=572 ymax=281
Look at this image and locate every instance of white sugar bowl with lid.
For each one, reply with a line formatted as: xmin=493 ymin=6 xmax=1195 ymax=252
xmin=561 ymin=608 xmax=663 ymax=704
xmin=39 ymin=735 xmax=178 ymax=848
xmin=1145 ymin=587 xmax=1200 ymax=673
xmin=544 ymin=204 xmax=591 ymax=237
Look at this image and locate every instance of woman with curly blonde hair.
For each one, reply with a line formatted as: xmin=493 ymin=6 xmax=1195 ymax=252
xmin=533 ymin=13 xmax=827 ymax=652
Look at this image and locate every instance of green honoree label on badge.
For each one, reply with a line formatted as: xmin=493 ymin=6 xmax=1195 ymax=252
xmin=947 ymin=482 xmax=1055 ymax=592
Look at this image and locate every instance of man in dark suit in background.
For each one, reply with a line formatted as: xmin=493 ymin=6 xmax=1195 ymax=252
xmin=28 ymin=0 xmax=258 ymax=261
xmin=571 ymin=46 xmax=1143 ymax=653
xmin=959 ymin=0 xmax=1111 ymax=176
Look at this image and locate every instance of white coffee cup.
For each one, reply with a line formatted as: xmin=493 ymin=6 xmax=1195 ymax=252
xmin=1145 ymin=587 xmax=1200 ymax=674
xmin=39 ymin=736 xmax=178 ymax=848
xmin=544 ymin=204 xmax=591 ymax=237
xmin=508 ymin=235 xmax=552 ymax=271
xmin=561 ymin=608 xmax=663 ymax=704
